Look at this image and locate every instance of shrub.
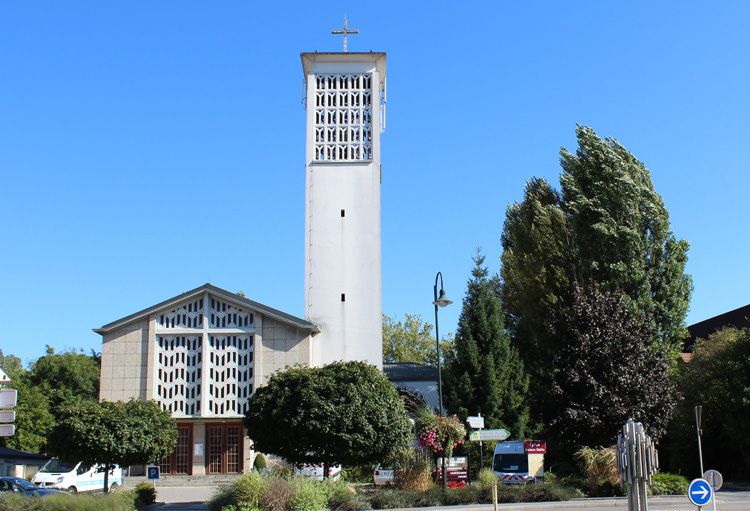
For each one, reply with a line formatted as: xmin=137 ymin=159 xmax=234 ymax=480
xmin=341 ymin=464 xmax=373 ymax=483
xmin=574 ymin=446 xmax=619 ymax=493
xmin=253 ymin=453 xmax=267 ymax=471
xmin=261 ymin=476 xmax=294 ymax=511
xmin=404 ymin=487 xmax=442 ymax=507
xmin=368 ymin=490 xmax=407 ymax=509
xmin=651 ymin=473 xmax=689 ymax=496
xmin=0 ymin=492 xmax=135 ymax=511
xmin=321 ymin=478 xmax=354 ymax=502
xmin=590 ymin=480 xmax=625 ymax=497
xmin=477 ymin=467 xmax=498 ymax=489
xmin=134 ymin=481 xmax=157 ymax=508
xmin=209 ymin=486 xmax=235 ymax=511
xmin=232 ymin=471 xmax=267 ymax=508
xmin=289 ymin=478 xmax=328 ymax=511
xmin=0 ymin=494 xmax=28 ymax=511
xmin=329 ymin=494 xmax=372 ymax=511
xmin=393 ymin=448 xmax=432 ymax=491
xmin=441 ymin=486 xmax=484 ymax=505
xmin=518 ymin=482 xmax=575 ymax=502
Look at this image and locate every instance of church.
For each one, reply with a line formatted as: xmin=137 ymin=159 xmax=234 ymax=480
xmin=97 ymin=39 xmax=387 ymax=475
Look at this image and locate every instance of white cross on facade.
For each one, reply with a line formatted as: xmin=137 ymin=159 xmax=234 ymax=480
xmin=331 ymin=15 xmax=359 ymax=52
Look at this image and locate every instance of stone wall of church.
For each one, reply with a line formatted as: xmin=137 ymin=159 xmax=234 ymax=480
xmin=256 ymin=316 xmax=312 ymax=387
xmin=100 ymin=319 xmax=150 ymax=402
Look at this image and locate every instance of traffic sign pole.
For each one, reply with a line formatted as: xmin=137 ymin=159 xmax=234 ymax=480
xmin=478 ymin=413 xmax=483 ymax=470
xmin=695 ymin=405 xmax=704 ymax=477
xmin=703 ymin=470 xmax=723 ymax=511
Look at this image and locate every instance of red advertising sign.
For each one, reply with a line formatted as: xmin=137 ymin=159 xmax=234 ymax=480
xmin=524 ymin=440 xmax=546 ymax=454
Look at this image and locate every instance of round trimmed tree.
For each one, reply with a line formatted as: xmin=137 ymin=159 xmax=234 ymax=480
xmin=47 ymin=399 xmax=178 ymax=493
xmin=244 ymin=361 xmax=412 ymax=476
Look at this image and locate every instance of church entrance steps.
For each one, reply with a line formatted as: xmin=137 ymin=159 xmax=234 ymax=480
xmin=124 ymin=474 xmax=240 ymax=488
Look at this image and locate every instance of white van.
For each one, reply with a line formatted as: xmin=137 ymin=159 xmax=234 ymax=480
xmin=492 ymin=440 xmax=546 ymax=484
xmin=31 ymin=459 xmax=123 ymax=493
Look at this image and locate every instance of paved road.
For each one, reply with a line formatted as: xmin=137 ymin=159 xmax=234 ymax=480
xmin=147 ymin=487 xmax=750 ymax=511
xmin=387 ymin=492 xmax=750 ymax=511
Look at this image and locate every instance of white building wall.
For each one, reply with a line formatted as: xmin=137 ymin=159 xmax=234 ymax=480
xmin=302 ymin=53 xmax=385 ymax=368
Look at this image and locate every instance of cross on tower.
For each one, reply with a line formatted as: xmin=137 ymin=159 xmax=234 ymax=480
xmin=331 ymin=15 xmax=359 ymax=52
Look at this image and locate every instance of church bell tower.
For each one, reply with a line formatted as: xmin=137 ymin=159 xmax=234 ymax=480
xmin=301 ymin=41 xmax=386 ymax=368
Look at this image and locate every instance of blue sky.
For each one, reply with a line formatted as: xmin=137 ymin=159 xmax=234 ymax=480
xmin=2 ymin=1 xmax=749 ymax=364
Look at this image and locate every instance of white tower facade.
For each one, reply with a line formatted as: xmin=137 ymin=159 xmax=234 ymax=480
xmin=301 ymin=52 xmax=386 ymax=368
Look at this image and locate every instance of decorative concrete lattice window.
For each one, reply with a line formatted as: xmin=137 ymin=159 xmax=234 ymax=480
xmin=157 ymin=297 xmax=204 ymax=328
xmin=314 ymin=74 xmax=373 ymax=161
xmin=209 ymin=297 xmax=253 ymax=328
xmin=156 ymin=335 xmax=202 ymax=416
xmin=207 ymin=335 xmax=254 ymax=416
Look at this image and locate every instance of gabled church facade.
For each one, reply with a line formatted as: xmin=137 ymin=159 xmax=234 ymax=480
xmin=96 ymin=284 xmax=318 ymax=475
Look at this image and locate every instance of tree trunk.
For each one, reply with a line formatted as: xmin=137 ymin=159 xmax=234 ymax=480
xmin=103 ymin=464 xmax=110 ymax=494
xmin=323 ymin=461 xmax=328 ymax=480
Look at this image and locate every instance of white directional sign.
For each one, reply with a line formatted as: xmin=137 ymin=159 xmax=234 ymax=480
xmin=688 ymin=478 xmax=713 ymax=507
xmin=0 ymin=389 xmax=17 ymax=408
xmin=0 ymin=411 xmax=15 ymax=423
xmin=0 ymin=425 xmax=15 ymax=437
xmin=469 ymin=429 xmax=509 ymax=442
xmin=466 ymin=416 xmax=485 ymax=429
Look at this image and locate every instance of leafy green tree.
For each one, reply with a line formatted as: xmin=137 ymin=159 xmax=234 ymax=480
xmin=29 ymin=350 xmax=100 ymax=409
xmin=559 ymin=126 xmax=691 ymax=356
xmin=549 ymin=286 xmax=676 ymax=446
xmin=0 ymin=352 xmax=55 ymax=453
xmin=47 ymin=400 xmax=177 ymax=493
xmin=0 ymin=350 xmax=23 ymax=375
xmin=382 ymin=313 xmax=453 ymax=366
xmin=664 ymin=327 xmax=750 ymax=478
xmin=244 ymin=361 xmax=412 ymax=477
xmin=501 ymin=178 xmax=573 ymax=367
xmin=501 ymin=126 xmax=691 ymax=427
xmin=444 ymin=250 xmax=530 ymax=439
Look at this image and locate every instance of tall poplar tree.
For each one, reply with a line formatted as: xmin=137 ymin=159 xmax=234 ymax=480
xmin=444 ymin=251 xmax=529 ymax=438
xmin=501 ymin=126 xmax=692 ymax=430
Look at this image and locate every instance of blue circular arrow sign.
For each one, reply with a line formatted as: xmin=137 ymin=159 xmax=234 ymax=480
xmin=688 ymin=478 xmax=713 ymax=506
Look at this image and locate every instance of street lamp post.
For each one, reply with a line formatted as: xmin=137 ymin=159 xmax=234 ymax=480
xmin=433 ymin=271 xmax=452 ymax=489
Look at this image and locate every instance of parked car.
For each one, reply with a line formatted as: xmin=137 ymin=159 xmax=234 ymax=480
xmin=373 ymin=465 xmax=395 ymax=486
xmin=31 ymin=459 xmax=123 ymax=493
xmin=293 ymin=463 xmax=341 ymax=481
xmin=0 ymin=476 xmax=66 ymax=497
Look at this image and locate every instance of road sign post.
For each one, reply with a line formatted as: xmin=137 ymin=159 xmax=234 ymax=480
xmin=688 ymin=478 xmax=712 ymax=508
xmin=469 ymin=429 xmax=509 ymax=442
xmin=695 ymin=405 xmax=705 ymax=478
xmin=0 ymin=389 xmax=16 ymax=438
xmin=702 ymin=470 xmax=722 ymax=511
xmin=147 ymin=465 xmax=159 ymax=491
xmin=466 ymin=414 xmax=486 ymax=469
